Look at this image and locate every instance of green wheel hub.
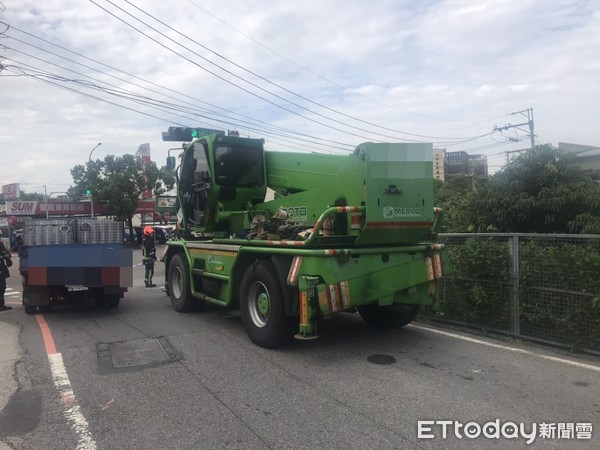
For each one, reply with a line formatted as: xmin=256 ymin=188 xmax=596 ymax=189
xmin=257 ymin=292 xmax=270 ymax=315
xmin=248 ymin=281 xmax=271 ymax=328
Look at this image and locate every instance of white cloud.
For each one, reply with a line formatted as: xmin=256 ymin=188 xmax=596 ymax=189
xmin=0 ymin=0 xmax=599 ymax=192
xmin=510 ymin=85 xmax=529 ymax=93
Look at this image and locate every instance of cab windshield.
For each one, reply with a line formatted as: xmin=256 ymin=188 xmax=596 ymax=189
xmin=214 ymin=145 xmax=264 ymax=187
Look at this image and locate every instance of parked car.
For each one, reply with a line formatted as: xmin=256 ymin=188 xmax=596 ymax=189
xmin=123 ymin=227 xmax=143 ymax=245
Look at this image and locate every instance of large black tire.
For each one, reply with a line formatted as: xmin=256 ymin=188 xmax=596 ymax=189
xmin=358 ymin=304 xmax=420 ymax=329
xmin=95 ymin=296 xmax=120 ymax=308
xmin=168 ymin=253 xmax=197 ymax=312
xmin=240 ymin=260 xmax=295 ymax=348
xmin=22 ymin=281 xmax=48 ymax=315
xmin=105 ymin=295 xmax=120 ymax=308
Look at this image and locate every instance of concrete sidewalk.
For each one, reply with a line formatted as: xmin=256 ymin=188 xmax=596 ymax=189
xmin=0 ymin=319 xmax=22 ymax=450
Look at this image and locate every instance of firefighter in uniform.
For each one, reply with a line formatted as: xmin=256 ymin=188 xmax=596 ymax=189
xmin=142 ymin=226 xmax=157 ymax=287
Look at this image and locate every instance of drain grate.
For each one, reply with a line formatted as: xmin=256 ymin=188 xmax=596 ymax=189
xmin=96 ymin=337 xmax=180 ymax=372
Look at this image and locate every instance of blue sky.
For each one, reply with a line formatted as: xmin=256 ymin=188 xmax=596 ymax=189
xmin=1 ymin=0 xmax=599 ymax=194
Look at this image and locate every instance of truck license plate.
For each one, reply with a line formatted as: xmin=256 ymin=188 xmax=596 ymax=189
xmin=66 ymin=285 xmax=87 ymax=291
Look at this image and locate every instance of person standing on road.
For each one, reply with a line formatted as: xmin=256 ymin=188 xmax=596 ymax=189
xmin=142 ymin=226 xmax=157 ymax=288
xmin=0 ymin=231 xmax=13 ymax=311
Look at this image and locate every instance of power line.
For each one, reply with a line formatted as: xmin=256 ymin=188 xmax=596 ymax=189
xmin=1 ymin=30 xmax=362 ymax=151
xmin=125 ymin=0 xmax=491 ymax=139
xmin=90 ymin=0 xmax=406 ymax=144
xmin=3 ymin=5 xmax=495 ymax=154
xmin=2 ymin=60 xmax=353 ymax=155
xmin=2 ymin=26 xmax=354 ymax=149
xmin=2 ymin=59 xmax=350 ymax=152
xmin=492 ymin=108 xmax=535 ymax=150
xmin=94 ymin=0 xmax=492 ymax=143
xmin=183 ymin=0 xmax=510 ymax=127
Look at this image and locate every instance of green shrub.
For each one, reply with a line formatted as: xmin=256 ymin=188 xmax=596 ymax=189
xmin=518 ymin=241 xmax=600 ymax=351
xmin=439 ymin=237 xmax=510 ymax=329
xmin=438 ymin=236 xmax=600 ymax=352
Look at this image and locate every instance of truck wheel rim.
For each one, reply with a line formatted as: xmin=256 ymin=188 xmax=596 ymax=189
xmin=249 ymin=282 xmax=269 ymax=328
xmin=172 ymin=267 xmax=183 ymax=298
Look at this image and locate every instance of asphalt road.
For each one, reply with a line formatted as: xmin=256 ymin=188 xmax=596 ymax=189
xmin=0 ymin=247 xmax=599 ymax=449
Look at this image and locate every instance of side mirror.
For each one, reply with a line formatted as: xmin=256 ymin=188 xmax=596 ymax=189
xmin=166 ymin=156 xmax=176 ymax=170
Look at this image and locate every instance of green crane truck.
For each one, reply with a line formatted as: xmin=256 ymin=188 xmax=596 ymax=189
xmin=162 ymin=127 xmax=449 ymax=348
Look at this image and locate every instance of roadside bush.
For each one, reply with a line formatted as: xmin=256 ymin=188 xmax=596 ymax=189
xmin=518 ymin=241 xmax=600 ymax=351
xmin=438 ymin=237 xmax=510 ymax=330
xmin=436 ymin=235 xmax=600 ymax=352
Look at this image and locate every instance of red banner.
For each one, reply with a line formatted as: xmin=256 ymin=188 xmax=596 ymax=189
xmin=6 ymin=200 xmax=155 ymax=216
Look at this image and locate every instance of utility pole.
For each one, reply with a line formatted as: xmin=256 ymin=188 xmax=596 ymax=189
xmin=88 ymin=143 xmax=102 ymax=218
xmin=528 ymin=107 xmax=535 ymax=150
xmin=504 ymin=149 xmax=527 ymax=164
xmin=45 ymin=192 xmax=69 ymax=219
xmin=493 ymin=108 xmax=536 ymax=151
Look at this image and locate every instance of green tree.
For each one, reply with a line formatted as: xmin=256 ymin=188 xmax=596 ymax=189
xmin=460 ymin=144 xmax=600 ymax=233
xmin=69 ymin=154 xmax=175 ymax=242
xmin=20 ymin=191 xmax=46 ymax=201
xmin=434 ymin=175 xmax=481 ymax=232
xmin=434 ymin=175 xmax=475 ymax=202
xmin=0 ymin=191 xmax=45 ymax=202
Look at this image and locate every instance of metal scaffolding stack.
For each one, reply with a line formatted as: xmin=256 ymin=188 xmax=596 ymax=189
xmin=23 ymin=219 xmax=123 ymax=245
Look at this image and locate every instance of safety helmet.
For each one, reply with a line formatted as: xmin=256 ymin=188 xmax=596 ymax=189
xmin=143 ymin=226 xmax=154 ymax=236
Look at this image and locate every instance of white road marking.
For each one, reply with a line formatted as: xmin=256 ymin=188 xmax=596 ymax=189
xmin=5 ymin=288 xmax=20 ymax=304
xmin=410 ymin=324 xmax=600 ymax=373
xmin=48 ymin=353 xmax=97 ymax=450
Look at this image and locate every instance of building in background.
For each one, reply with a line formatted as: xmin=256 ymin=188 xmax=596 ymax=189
xmin=433 ymin=148 xmax=446 ymax=181
xmin=445 ymin=151 xmax=469 ymax=177
xmin=558 ymin=142 xmax=600 ymax=181
xmin=136 ymin=143 xmax=153 ymax=200
xmin=444 ymin=150 xmax=488 ymax=178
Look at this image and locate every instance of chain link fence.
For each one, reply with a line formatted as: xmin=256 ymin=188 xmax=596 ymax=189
xmin=432 ymin=233 xmax=600 ymax=353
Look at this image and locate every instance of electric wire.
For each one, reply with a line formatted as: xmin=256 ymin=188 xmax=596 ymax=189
xmin=94 ymin=0 xmax=492 ymax=144
xmin=2 ymin=26 xmax=354 ymax=150
xmin=2 ymin=12 xmax=494 ymax=151
xmin=1 ymin=37 xmax=358 ymax=153
xmin=1 ymin=61 xmax=352 ymax=155
xmin=4 ymin=57 xmax=353 ymax=153
xmin=88 ymin=0 xmax=392 ymax=144
xmin=124 ymin=0 xmax=490 ymax=140
xmin=2 ymin=7 xmax=500 ymax=158
xmin=183 ymin=0 xmax=511 ymax=127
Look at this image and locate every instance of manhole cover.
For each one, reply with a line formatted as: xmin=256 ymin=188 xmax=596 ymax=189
xmin=96 ymin=337 xmax=180 ymax=372
xmin=367 ymin=354 xmax=397 ymax=365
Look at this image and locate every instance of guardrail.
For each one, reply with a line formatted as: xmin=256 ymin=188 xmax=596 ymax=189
xmin=430 ymin=233 xmax=600 ymax=354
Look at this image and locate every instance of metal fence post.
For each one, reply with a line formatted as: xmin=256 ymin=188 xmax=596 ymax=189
xmin=510 ymin=235 xmax=521 ymax=336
